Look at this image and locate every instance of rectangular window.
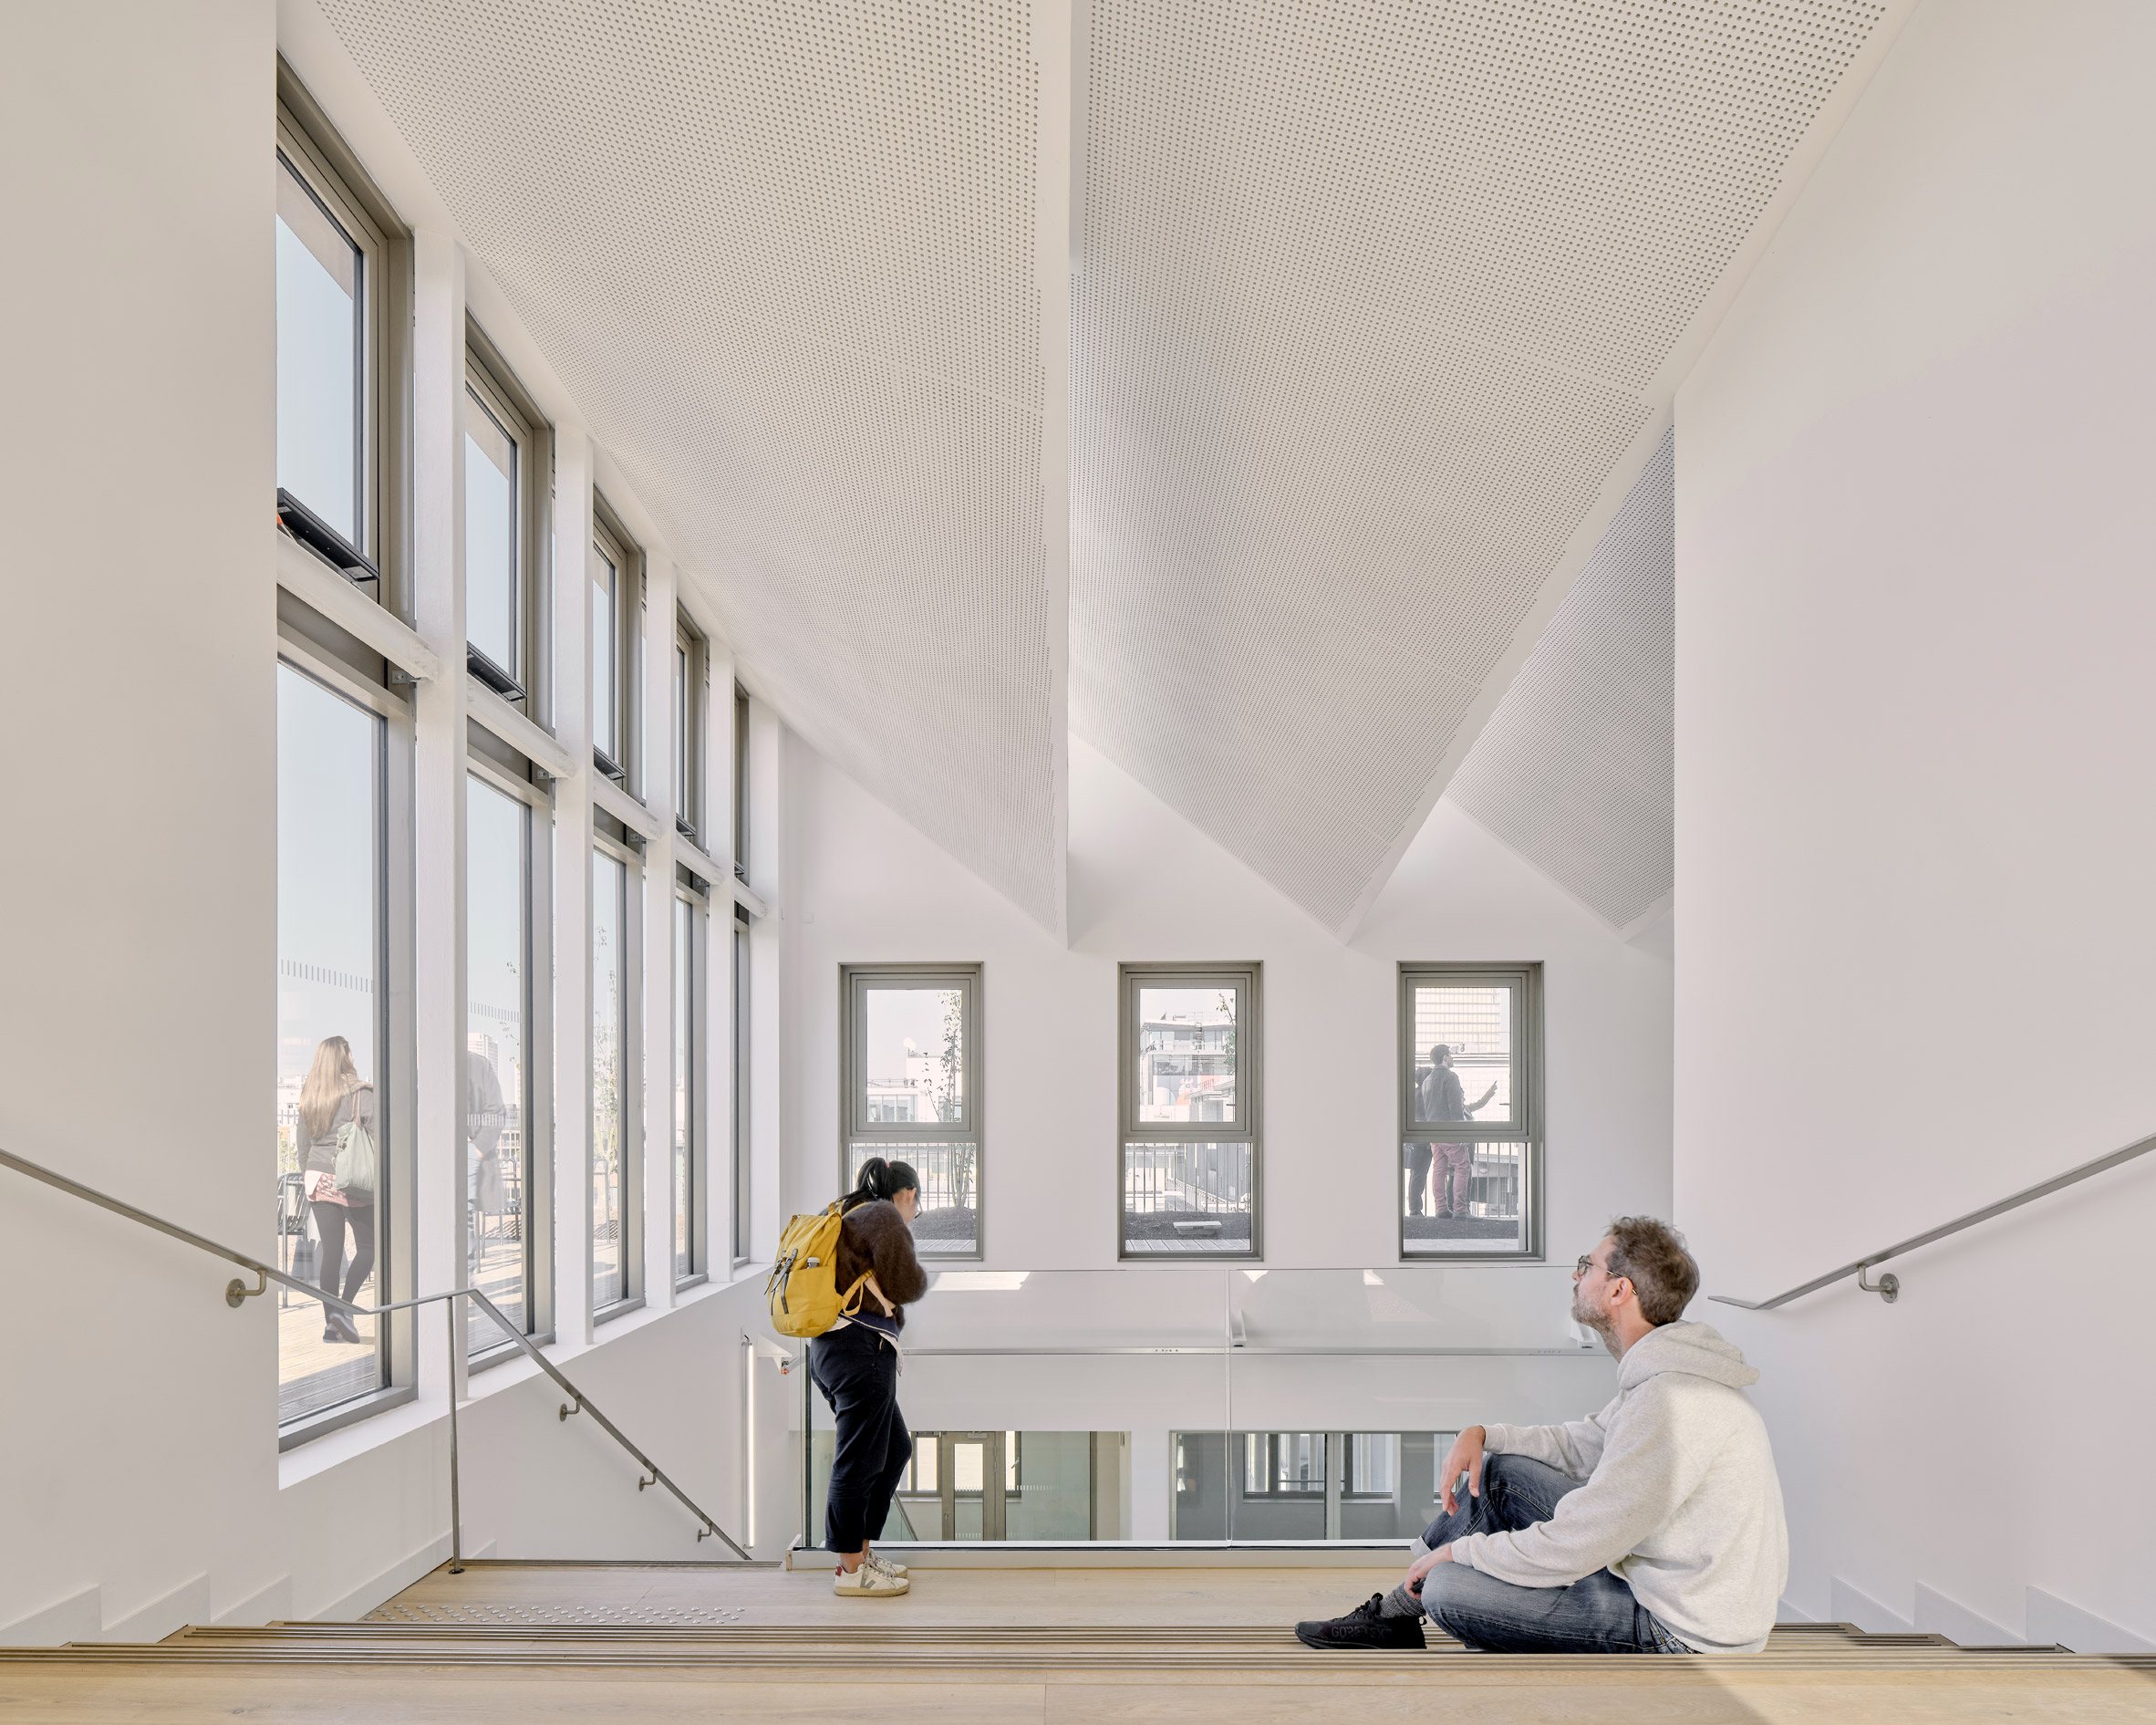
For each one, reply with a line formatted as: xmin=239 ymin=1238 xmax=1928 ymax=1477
xmin=672 ymin=885 xmax=703 ymax=1284
xmin=1399 ymin=963 xmax=1541 ymax=1260
xmin=674 ymin=614 xmax=704 ymax=839
xmin=731 ymin=903 xmax=752 ymax=1263
xmin=590 ymin=505 xmax=638 ymax=785
xmin=273 ymin=78 xmax=404 ymax=600
xmin=462 ymin=341 xmax=545 ymax=705
xmin=591 ymin=839 xmax=641 ymax=1312
xmin=732 ymin=682 xmax=750 ymax=880
xmin=1120 ymin=964 xmax=1260 ymax=1257
xmin=465 ymin=772 xmax=533 ymax=1355
xmin=842 ymin=965 xmax=981 ymax=1259
xmin=275 ymin=662 xmax=388 ymax=1425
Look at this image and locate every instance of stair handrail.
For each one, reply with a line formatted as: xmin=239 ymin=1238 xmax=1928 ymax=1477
xmin=1709 ymin=1127 xmax=2156 ymax=1311
xmin=0 ymin=1144 xmax=753 ymax=1564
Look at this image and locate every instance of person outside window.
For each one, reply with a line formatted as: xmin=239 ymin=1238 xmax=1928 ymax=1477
xmin=1410 ymin=1044 xmax=1496 ymax=1221
xmin=1296 ymin=1217 xmax=1788 ymax=1655
xmin=811 ymin=1157 xmax=930 ymax=1597
xmin=297 ymin=1035 xmax=376 ymax=1347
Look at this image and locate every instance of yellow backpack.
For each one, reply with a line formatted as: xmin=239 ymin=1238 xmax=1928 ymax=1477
xmin=765 ymin=1202 xmax=873 ymax=1338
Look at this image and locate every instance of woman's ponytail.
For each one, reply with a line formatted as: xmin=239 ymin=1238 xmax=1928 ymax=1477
xmin=841 ymin=1155 xmax=921 ymax=1213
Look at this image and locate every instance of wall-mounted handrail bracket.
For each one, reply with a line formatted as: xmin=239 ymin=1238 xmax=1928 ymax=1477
xmin=226 ymin=1269 xmax=267 ymax=1307
xmin=560 ymin=1397 xmax=584 ymax=1422
xmin=1855 ymin=1264 xmax=1899 ymax=1303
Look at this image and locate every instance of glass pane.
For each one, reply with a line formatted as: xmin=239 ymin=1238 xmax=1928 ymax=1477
xmin=1403 ymin=1140 xmax=1529 ymax=1254
xmin=275 ymin=158 xmax=361 ymax=545
xmin=275 ymin=665 xmax=384 ymax=1424
xmin=464 ymin=394 xmax=518 ymax=677
xmin=1135 ymin=986 xmax=1237 ymax=1124
xmin=466 ymin=776 xmax=527 ymax=1356
xmin=732 ymin=922 xmax=751 ymax=1262
xmin=862 ymin=985 xmax=965 ymax=1124
xmin=591 ymin=548 xmax=617 ymax=762
xmin=1411 ymin=984 xmax=1513 ymax=1125
xmin=673 ymin=897 xmax=693 ymax=1283
xmin=593 ymin=848 xmax=626 ymax=1308
xmin=674 ymin=645 xmax=689 ymax=819
xmin=849 ymin=1142 xmax=976 ymax=1256
xmin=1122 ymin=1143 xmax=1251 ymax=1253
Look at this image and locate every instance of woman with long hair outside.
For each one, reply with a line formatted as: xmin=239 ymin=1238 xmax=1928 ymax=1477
xmin=297 ymin=1034 xmax=377 ymax=1346
xmin=811 ymin=1157 xmax=929 ymax=1596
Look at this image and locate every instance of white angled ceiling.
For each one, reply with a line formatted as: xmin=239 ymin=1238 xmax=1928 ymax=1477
xmin=313 ymin=0 xmax=1066 ymax=930
xmin=1447 ymin=430 xmax=1673 ymax=931
xmin=1072 ymin=0 xmax=1887 ymax=935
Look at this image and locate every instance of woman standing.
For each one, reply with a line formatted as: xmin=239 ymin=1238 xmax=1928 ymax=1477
xmin=297 ymin=1035 xmax=377 ymax=1346
xmin=811 ymin=1157 xmax=930 ymax=1597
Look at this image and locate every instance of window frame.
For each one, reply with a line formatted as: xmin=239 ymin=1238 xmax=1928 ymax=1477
xmin=839 ymin=962 xmax=984 ymax=1262
xmin=674 ymin=612 xmax=706 ymax=842
xmin=1395 ymin=961 xmax=1544 ymax=1263
xmin=731 ymin=901 xmax=753 ymax=1266
xmin=672 ymin=870 xmax=710 ymax=1289
xmin=461 ymin=741 xmax=556 ymax=1366
xmin=589 ymin=500 xmax=640 ymax=790
xmin=272 ymin=635 xmax=420 ymax=1451
xmin=461 ymin=327 xmax=550 ymax=713
xmin=591 ymin=828 xmax=645 ymax=1318
xmin=275 ymin=62 xmax=411 ymax=616
xmin=732 ymin=681 xmax=751 ymax=882
xmin=1117 ymin=961 xmax=1263 ymax=1261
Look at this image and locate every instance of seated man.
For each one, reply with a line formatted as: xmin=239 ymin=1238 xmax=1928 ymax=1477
xmin=1297 ymin=1217 xmax=1787 ymax=1656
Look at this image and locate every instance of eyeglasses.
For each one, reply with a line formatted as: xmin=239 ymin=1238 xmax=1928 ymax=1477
xmin=1575 ymin=1253 xmax=1630 ymax=1286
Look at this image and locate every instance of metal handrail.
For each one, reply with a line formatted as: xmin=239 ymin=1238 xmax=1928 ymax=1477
xmin=0 ymin=1145 xmax=753 ymax=1564
xmin=1710 ymin=1127 xmax=2156 ymax=1310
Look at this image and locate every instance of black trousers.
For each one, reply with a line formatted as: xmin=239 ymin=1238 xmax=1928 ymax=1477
xmin=809 ymin=1324 xmax=912 ymax=1554
xmin=1404 ymin=1143 xmax=1434 ymax=1216
xmin=313 ymin=1200 xmax=376 ymax=1320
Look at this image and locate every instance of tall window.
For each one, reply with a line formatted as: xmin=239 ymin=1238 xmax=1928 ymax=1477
xmin=731 ymin=902 xmax=752 ymax=1264
xmin=1399 ymin=963 xmax=1541 ymax=1259
xmin=590 ymin=507 xmax=637 ymax=785
xmin=465 ymin=773 xmax=533 ymax=1355
xmin=1120 ymin=963 xmax=1260 ymax=1258
xmin=275 ymin=663 xmax=388 ymax=1426
xmin=842 ymin=965 xmax=980 ymax=1258
xmin=674 ymin=615 xmax=704 ymax=841
xmin=732 ymin=681 xmax=750 ymax=880
xmin=274 ymin=80 xmax=401 ymax=595
xmin=591 ymin=839 xmax=640 ymax=1312
xmin=672 ymin=880 xmax=705 ymax=1285
xmin=463 ymin=341 xmax=544 ymax=704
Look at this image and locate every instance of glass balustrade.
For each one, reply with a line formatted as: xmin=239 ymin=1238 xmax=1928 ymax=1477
xmin=795 ymin=1264 xmax=1609 ymax=1551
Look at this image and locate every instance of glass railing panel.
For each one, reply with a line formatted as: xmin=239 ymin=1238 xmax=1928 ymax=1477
xmin=903 ymin=1265 xmax=1231 ymax=1353
xmin=1227 ymin=1264 xmax=1591 ymax=1353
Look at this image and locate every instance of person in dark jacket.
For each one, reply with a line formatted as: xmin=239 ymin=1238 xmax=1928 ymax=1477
xmin=812 ymin=1157 xmax=931 ymax=1596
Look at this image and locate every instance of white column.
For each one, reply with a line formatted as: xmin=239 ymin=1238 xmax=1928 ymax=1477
xmin=409 ymin=228 xmax=467 ymax=1390
xmin=642 ymin=551 xmax=679 ymax=1306
xmin=551 ymin=429 xmax=596 ymax=1348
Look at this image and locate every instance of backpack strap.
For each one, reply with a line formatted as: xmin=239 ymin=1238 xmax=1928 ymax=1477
xmin=837 ymin=1271 xmax=875 ymax=1317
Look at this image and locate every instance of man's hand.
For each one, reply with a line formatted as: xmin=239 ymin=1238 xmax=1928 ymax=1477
xmin=1438 ymin=1426 xmax=1487 ymax=1514
xmin=1405 ymin=1543 xmax=1455 ymax=1595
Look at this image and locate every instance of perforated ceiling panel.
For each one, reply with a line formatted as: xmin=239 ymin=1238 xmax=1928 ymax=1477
xmin=1446 ymin=430 xmax=1672 ymax=931
xmin=1073 ymin=0 xmax=1884 ymax=933
xmin=314 ymin=0 xmax=1063 ymax=928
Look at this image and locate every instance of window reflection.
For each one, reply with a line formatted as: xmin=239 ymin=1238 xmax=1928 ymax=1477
xmin=275 ymin=664 xmax=385 ymax=1425
xmin=275 ymin=157 xmax=361 ymax=546
xmin=464 ymin=395 xmax=519 ymax=682
xmin=593 ymin=848 xmax=627 ymax=1309
xmin=673 ymin=895 xmax=694 ymax=1283
xmin=466 ymin=776 xmax=529 ymax=1354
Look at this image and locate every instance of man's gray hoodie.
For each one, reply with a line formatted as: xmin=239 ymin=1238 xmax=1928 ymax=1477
xmin=1452 ymin=1321 xmax=1788 ymax=1654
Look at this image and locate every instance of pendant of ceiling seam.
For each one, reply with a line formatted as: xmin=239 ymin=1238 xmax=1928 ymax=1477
xmin=1071 ymin=0 xmax=1886 ymax=933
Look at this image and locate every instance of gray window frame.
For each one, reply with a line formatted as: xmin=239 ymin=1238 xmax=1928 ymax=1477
xmin=1396 ymin=961 xmax=1543 ymax=1263
xmin=275 ymin=61 xmax=412 ymax=617
xmin=839 ymin=962 xmax=983 ymax=1262
xmin=461 ymin=326 xmax=552 ymax=715
xmin=589 ymin=503 xmax=640 ymax=790
xmin=673 ymin=612 xmax=706 ymax=842
xmin=672 ymin=870 xmax=710 ymax=1289
xmin=591 ymin=828 xmax=645 ymax=1318
xmin=731 ymin=901 xmax=752 ymax=1266
xmin=1117 ymin=961 xmax=1263 ymax=1262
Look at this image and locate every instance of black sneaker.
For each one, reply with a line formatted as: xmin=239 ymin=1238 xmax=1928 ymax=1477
xmin=1295 ymin=1593 xmax=1426 ymax=1650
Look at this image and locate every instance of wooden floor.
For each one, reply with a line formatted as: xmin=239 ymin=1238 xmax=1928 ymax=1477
xmin=4 ymin=1562 xmax=2151 ymax=1724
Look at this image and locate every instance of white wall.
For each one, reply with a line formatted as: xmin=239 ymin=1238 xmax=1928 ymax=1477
xmin=783 ymin=731 xmax=1672 ymax=1438
xmin=0 ymin=1 xmax=779 ymax=1642
xmin=1675 ymin=0 xmax=2156 ymax=1647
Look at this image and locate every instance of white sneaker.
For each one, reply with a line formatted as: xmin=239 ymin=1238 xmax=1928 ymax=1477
xmin=834 ymin=1562 xmax=909 ymax=1598
xmin=865 ymin=1550 xmax=908 ymax=1579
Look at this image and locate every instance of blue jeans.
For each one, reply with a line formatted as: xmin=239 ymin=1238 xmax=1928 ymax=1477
xmin=1392 ymin=1453 xmax=1691 ymax=1654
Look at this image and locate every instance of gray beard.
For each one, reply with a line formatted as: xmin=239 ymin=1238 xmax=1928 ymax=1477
xmin=1570 ymin=1291 xmax=1620 ymax=1356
